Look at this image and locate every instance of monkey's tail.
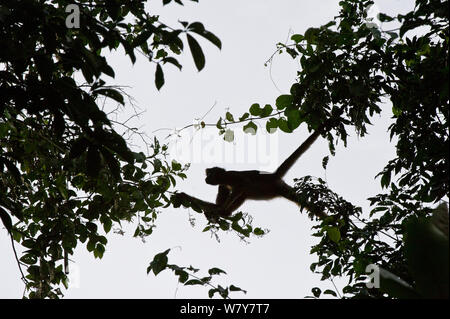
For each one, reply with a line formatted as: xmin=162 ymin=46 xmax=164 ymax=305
xmin=275 ymin=129 xmax=322 ymax=178
xmin=275 ymin=107 xmax=346 ymax=178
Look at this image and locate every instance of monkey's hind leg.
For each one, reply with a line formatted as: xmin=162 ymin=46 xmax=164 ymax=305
xmin=278 ymin=183 xmax=328 ymax=220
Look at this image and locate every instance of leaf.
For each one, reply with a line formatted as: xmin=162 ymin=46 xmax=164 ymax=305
xmin=223 ymin=129 xmax=234 ymax=142
xmin=0 ymin=123 xmax=10 ymax=138
xmin=133 ymin=30 xmax=153 ymax=47
xmin=378 ymin=13 xmax=394 ymax=22
xmin=198 ymin=30 xmax=222 ymax=49
xmin=171 ymin=160 xmax=182 ymax=171
xmin=176 ymin=270 xmax=189 ymax=283
xmin=253 ymin=228 xmax=265 ymax=236
xmin=105 ymin=1 xmax=120 ymax=20
xmin=102 ymin=218 xmax=112 ymax=234
xmin=260 ymin=104 xmax=273 ymax=117
xmin=52 ymin=112 xmax=65 ymax=137
xmin=101 ymin=148 xmax=121 ymax=180
xmin=2 ymin=158 xmax=21 ymax=183
xmin=208 ymin=267 xmax=227 ymax=275
xmin=94 ymin=88 xmax=124 ymax=105
xmin=20 ymin=254 xmax=37 ymax=265
xmin=285 ymin=108 xmax=301 ymax=130
xmin=34 ymin=53 xmax=54 ymax=81
xmin=155 ymin=63 xmax=164 ymax=90
xmin=225 ymin=112 xmax=234 ymax=122
xmin=380 ymin=171 xmax=391 ymax=188
xmin=188 ymin=22 xmax=222 ymax=49
xmin=304 ymin=27 xmax=320 ymax=43
xmin=208 ymin=288 xmax=218 ymax=298
xmin=86 ymin=146 xmax=101 ymax=178
xmin=249 ymin=103 xmax=261 ymax=116
xmin=243 ymin=121 xmax=257 ymax=135
xmin=0 ymin=207 xmax=12 ymax=233
xmin=265 ymin=118 xmax=278 ymax=133
xmin=186 ymin=34 xmax=205 ymax=71
xmin=323 ymin=289 xmax=337 ymax=297
xmin=55 ymin=175 xmax=68 ymax=199
xmin=87 ymin=240 xmax=95 ymax=252
xmin=147 ymin=249 xmax=170 ymax=276
xmin=312 ymin=287 xmax=321 ymax=298
xmin=121 ymin=38 xmax=136 ymax=64
xmin=327 ymin=227 xmax=341 ymax=243
xmin=229 ymin=285 xmax=246 ymax=293
xmin=184 ymin=279 xmax=204 ymax=286
xmin=216 ymin=117 xmax=223 ymax=129
xmin=95 ymin=243 xmax=105 ymax=259
xmin=322 ymin=156 xmax=329 ymax=170
xmin=291 ymin=34 xmax=304 ymax=43
xmin=102 ymin=63 xmax=115 ymax=78
xmin=179 ymin=20 xmax=189 ymax=28
xmin=239 ymin=112 xmax=249 ymax=121
xmin=275 ymin=95 xmax=293 ymax=110
xmin=386 ymin=31 xmax=398 ymax=40
xmin=162 ymin=57 xmax=182 ymax=70
xmin=69 ymin=138 xmax=88 ymax=159
xmin=277 ymin=118 xmax=292 ymax=133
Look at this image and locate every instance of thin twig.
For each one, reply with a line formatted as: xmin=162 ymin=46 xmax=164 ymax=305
xmin=200 ymin=101 xmax=218 ymax=121
xmin=9 ymin=234 xmax=28 ymax=285
xmin=153 ymin=109 xmax=284 ymax=138
xmin=329 ymin=277 xmax=342 ymax=298
xmin=353 ymin=215 xmax=399 ymax=242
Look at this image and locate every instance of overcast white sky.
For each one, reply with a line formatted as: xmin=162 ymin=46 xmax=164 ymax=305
xmin=0 ymin=0 xmax=415 ymax=298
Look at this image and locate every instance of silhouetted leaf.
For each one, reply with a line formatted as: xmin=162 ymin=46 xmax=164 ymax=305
xmin=275 ymin=95 xmax=293 ymax=110
xmin=155 ymin=63 xmax=165 ymax=90
xmin=249 ymin=103 xmax=261 ymax=116
xmin=94 ymin=88 xmax=124 ymax=105
xmin=208 ymin=267 xmax=226 ymax=275
xmin=147 ymin=249 xmax=170 ymax=275
xmin=186 ymin=34 xmax=205 ymax=71
xmin=243 ymin=121 xmax=257 ymax=135
xmin=0 ymin=207 xmax=12 ymax=233
xmin=188 ymin=22 xmax=222 ymax=49
xmin=86 ymin=146 xmax=101 ymax=178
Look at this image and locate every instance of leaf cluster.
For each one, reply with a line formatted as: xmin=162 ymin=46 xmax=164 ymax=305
xmin=147 ymin=248 xmax=246 ymax=299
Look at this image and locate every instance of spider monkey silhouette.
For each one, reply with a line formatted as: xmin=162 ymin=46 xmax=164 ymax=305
xmin=173 ymin=113 xmax=342 ymax=220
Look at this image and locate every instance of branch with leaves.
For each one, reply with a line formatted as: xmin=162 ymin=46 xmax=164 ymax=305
xmin=147 ymin=248 xmax=247 ymax=299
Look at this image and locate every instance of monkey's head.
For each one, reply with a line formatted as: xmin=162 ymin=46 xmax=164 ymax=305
xmin=205 ymin=167 xmax=226 ymax=185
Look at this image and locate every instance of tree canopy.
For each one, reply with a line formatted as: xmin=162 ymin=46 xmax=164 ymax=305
xmin=0 ymin=0 xmax=223 ymax=298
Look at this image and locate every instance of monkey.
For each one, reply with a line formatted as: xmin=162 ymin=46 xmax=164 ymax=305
xmin=174 ymin=130 xmax=327 ymax=219
xmin=172 ymin=121 xmax=329 ymax=220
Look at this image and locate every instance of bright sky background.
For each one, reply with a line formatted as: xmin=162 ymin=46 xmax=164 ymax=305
xmin=1 ymin=0 xmax=415 ymax=298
